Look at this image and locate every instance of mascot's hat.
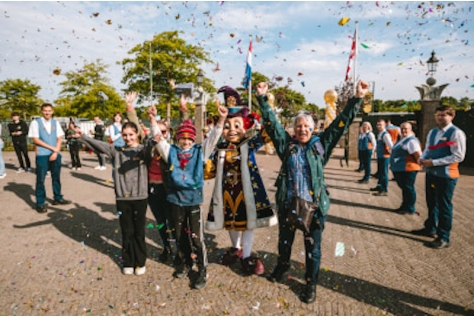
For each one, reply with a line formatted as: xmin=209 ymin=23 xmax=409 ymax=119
xmin=217 ymin=86 xmax=249 ymax=118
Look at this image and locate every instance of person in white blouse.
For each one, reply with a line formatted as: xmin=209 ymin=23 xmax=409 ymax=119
xmin=28 ymin=103 xmax=71 ymax=213
xmin=389 ymin=122 xmax=422 ymax=214
xmin=106 ymin=112 xmax=125 ymax=147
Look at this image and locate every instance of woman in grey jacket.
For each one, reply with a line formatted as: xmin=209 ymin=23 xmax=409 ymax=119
xmin=77 ymin=121 xmax=155 ymax=276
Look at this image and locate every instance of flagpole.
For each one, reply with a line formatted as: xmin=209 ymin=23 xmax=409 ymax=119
xmin=149 ymin=42 xmax=153 ymax=107
xmin=353 ymin=21 xmax=358 ymax=93
xmin=248 ymin=37 xmax=252 ymax=112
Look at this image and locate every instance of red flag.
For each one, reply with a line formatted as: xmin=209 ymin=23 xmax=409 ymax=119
xmin=345 ymin=30 xmax=357 ymax=81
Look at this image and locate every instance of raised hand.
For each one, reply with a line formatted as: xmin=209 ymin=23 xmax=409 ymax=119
xmin=179 ymin=94 xmax=187 ymax=111
xmin=125 ymin=91 xmax=138 ymax=105
xmin=356 ymin=80 xmax=370 ymax=98
xmin=147 ymin=105 xmax=157 ymax=118
xmin=256 ymin=82 xmax=268 ymax=96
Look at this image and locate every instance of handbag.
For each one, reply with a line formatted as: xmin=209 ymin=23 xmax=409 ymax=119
xmin=286 ymin=196 xmax=319 ymax=233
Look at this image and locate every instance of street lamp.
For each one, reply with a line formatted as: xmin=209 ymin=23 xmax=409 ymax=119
xmin=196 ymin=69 xmax=204 ymax=87
xmin=97 ymin=91 xmax=108 ymax=119
xmin=426 ymin=50 xmax=439 ymax=77
xmin=195 ymin=69 xmax=205 ymax=143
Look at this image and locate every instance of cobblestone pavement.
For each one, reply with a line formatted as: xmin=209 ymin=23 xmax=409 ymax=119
xmin=0 ymin=148 xmax=473 ymax=316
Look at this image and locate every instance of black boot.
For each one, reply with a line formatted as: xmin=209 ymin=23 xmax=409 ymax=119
xmin=173 ymin=263 xmax=189 ymax=278
xmin=159 ymin=247 xmax=170 ymax=262
xmin=194 ymin=267 xmax=207 ymax=289
xmin=268 ymin=264 xmax=290 ymax=283
xmin=303 ymin=284 xmax=317 ymax=304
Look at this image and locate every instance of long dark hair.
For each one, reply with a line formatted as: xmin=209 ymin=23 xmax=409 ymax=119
xmin=122 ymin=122 xmax=138 ymax=133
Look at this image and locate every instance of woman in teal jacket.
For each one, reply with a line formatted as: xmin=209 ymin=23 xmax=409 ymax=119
xmin=255 ymin=80 xmax=369 ymax=304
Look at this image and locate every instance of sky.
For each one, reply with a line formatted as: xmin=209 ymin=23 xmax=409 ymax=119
xmin=0 ymin=1 xmax=473 ymax=109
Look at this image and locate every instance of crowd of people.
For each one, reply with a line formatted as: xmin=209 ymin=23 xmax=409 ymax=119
xmin=0 ymin=79 xmax=466 ymax=303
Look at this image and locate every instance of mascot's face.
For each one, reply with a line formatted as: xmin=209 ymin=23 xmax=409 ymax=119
xmin=223 ymin=117 xmax=246 ymax=143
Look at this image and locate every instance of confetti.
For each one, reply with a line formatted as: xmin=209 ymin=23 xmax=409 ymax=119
xmin=335 ymin=242 xmax=345 ymax=256
xmin=338 ymin=17 xmax=350 ymax=26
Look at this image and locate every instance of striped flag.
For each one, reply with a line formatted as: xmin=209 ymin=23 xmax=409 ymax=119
xmin=243 ymin=40 xmax=252 ymax=89
xmin=344 ymin=29 xmax=357 ymax=82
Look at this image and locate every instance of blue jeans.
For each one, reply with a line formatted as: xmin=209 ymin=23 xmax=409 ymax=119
xmin=35 ymin=154 xmax=63 ymax=207
xmin=0 ymin=140 xmax=5 ymax=176
xmin=424 ymin=174 xmax=457 ymax=243
xmin=360 ymin=150 xmax=372 ymax=181
xmin=277 ymin=206 xmax=326 ymax=285
xmin=376 ymin=157 xmax=390 ymax=192
xmin=357 ymin=150 xmax=365 ymax=170
xmin=148 ymin=183 xmax=174 ymax=251
xmin=393 ymin=171 xmax=418 ymax=213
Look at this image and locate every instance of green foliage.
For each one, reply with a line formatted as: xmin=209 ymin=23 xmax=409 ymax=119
xmin=119 ymin=30 xmax=213 ymax=111
xmin=53 ymin=59 xmax=125 ymax=120
xmin=270 ymin=86 xmax=306 ymax=118
xmin=0 ymin=78 xmax=43 ymax=120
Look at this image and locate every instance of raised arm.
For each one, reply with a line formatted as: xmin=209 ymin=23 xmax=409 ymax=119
xmin=255 ymin=82 xmax=291 ymax=161
xmin=319 ymin=80 xmax=368 ymax=164
xmin=201 ymin=104 xmax=227 ymax=160
xmin=76 ymin=127 xmax=116 ymax=158
xmin=125 ymin=91 xmax=146 ymax=142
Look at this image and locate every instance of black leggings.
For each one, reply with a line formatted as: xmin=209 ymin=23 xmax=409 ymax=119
xmin=68 ymin=142 xmax=81 ymax=168
xmin=117 ymin=199 xmax=148 ymax=268
xmin=170 ymin=203 xmax=207 ymax=269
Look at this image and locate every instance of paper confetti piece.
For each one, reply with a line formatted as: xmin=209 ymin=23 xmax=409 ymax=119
xmin=335 ymin=242 xmax=345 ymax=256
xmin=360 ymin=43 xmax=370 ymax=49
xmin=338 ymin=17 xmax=350 ymax=26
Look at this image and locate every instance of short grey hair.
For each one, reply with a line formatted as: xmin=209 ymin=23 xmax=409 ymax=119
xmin=292 ymin=112 xmax=315 ymax=131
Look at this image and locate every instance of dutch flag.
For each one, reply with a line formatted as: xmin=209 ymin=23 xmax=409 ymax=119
xmin=243 ymin=40 xmax=252 ymax=89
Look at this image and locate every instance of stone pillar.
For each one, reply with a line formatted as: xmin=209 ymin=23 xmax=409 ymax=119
xmin=415 ymin=79 xmax=449 ymax=147
xmin=419 ymin=100 xmax=440 ymax=147
xmin=348 ymin=117 xmax=362 ymax=161
xmin=195 ymin=103 xmax=204 ymax=143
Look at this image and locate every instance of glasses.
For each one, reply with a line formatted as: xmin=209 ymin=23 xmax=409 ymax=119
xmin=161 ymin=130 xmax=167 ymax=134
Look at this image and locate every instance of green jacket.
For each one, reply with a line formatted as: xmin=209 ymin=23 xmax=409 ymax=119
xmin=256 ymin=94 xmax=362 ymax=216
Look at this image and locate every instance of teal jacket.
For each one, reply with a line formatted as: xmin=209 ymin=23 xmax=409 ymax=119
xmin=256 ymin=94 xmax=362 ymax=216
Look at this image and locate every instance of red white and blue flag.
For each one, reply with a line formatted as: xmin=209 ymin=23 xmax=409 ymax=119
xmin=243 ymin=40 xmax=252 ymax=89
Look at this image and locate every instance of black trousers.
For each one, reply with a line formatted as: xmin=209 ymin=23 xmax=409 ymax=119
xmin=116 ymin=199 xmax=148 ymax=268
xmin=68 ymin=142 xmax=81 ymax=168
xmin=170 ymin=203 xmax=207 ymax=269
xmin=13 ymin=140 xmax=30 ymax=169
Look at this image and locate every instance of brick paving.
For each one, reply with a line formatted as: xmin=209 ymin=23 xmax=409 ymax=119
xmin=0 ymin=148 xmax=473 ymax=316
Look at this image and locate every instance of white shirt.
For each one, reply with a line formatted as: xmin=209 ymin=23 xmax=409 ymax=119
xmin=421 ymin=123 xmax=466 ymax=166
xmin=378 ymin=130 xmax=393 ymax=153
xmin=106 ymin=123 xmax=122 ymax=142
xmin=397 ymin=134 xmax=422 ymax=155
xmin=28 ymin=117 xmax=65 ymax=138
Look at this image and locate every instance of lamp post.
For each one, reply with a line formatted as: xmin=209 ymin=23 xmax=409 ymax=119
xmin=97 ymin=91 xmax=108 ymax=120
xmin=194 ymin=69 xmax=205 ymax=143
xmin=415 ymin=50 xmax=449 ymax=145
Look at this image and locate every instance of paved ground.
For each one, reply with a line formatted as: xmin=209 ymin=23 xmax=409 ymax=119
xmin=0 ymin=148 xmax=473 ymax=316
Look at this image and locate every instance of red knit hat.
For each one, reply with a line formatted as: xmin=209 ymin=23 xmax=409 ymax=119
xmin=176 ymin=119 xmax=196 ymax=141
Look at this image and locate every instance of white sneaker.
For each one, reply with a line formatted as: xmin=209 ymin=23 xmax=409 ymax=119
xmin=0 ymin=173 xmax=6 ymax=179
xmin=99 ymin=166 xmax=107 ymax=171
xmin=17 ymin=168 xmax=25 ymax=173
xmin=122 ymin=267 xmax=134 ymax=275
xmin=76 ymin=167 xmax=81 ymax=171
xmin=135 ymin=266 xmax=146 ymax=276
xmin=94 ymin=165 xmax=102 ymax=170
xmin=71 ymin=167 xmax=76 ymax=170
xmin=46 ymin=171 xmax=51 ymax=178
xmin=27 ymin=168 xmax=32 ymax=172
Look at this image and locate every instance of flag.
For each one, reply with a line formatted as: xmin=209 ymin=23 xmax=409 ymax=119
xmin=344 ymin=29 xmax=357 ymax=82
xmin=243 ymin=40 xmax=252 ymax=89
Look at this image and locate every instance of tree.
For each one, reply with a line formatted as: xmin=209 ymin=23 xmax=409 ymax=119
xmin=53 ymin=59 xmax=125 ymax=119
xmin=0 ymin=78 xmax=42 ymax=120
xmin=119 ymin=31 xmax=213 ymax=121
xmin=271 ymin=86 xmax=306 ymax=119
